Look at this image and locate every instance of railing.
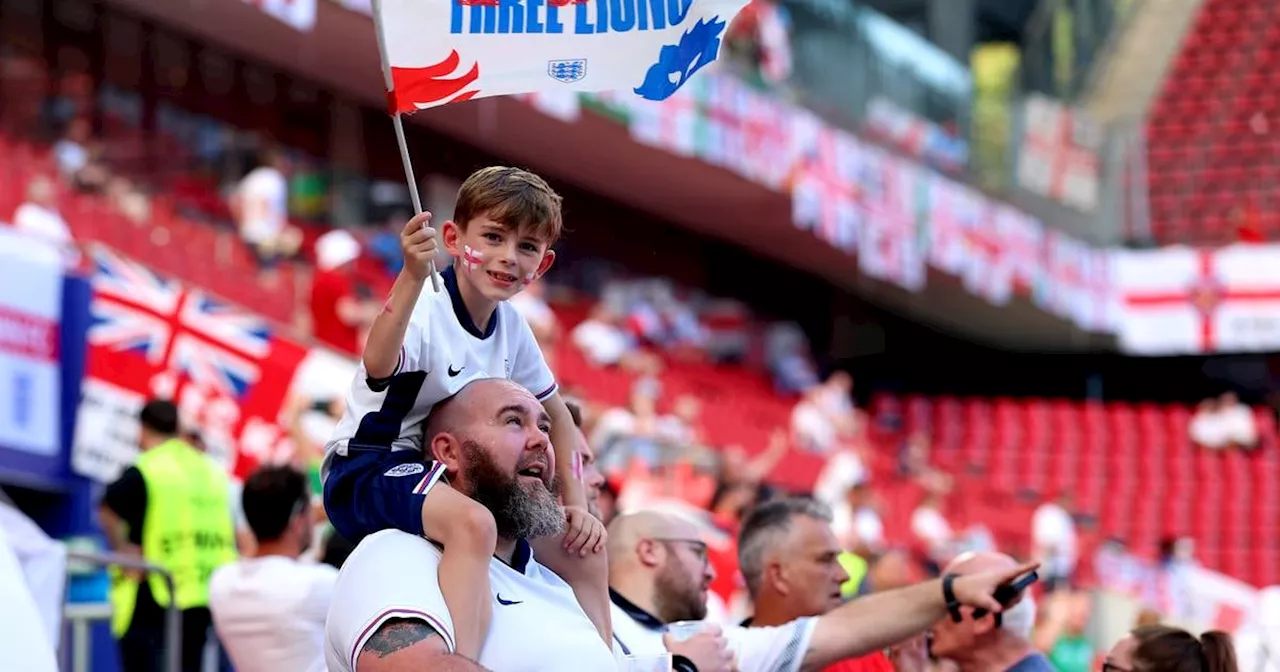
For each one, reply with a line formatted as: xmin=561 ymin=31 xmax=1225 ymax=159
xmin=62 ymin=551 xmax=181 ymax=672
xmin=1020 ymin=0 xmax=1148 ymax=100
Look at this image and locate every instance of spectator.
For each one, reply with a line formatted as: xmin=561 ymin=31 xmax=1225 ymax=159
xmin=832 ymin=481 xmax=884 ymax=558
xmin=565 ymin=398 xmax=611 ymax=524
xmin=737 ymin=498 xmax=895 ymax=672
xmin=309 ymin=229 xmax=377 ymax=355
xmin=13 ymin=175 xmax=73 ymax=250
xmin=928 ymin=551 xmax=1049 ymax=672
xmin=911 ymin=491 xmax=956 ymax=571
xmin=323 ymin=379 xmax=617 ymax=671
xmin=210 ymin=466 xmax=337 ymax=672
xmin=509 ymin=279 xmax=561 ymax=369
xmin=1031 ymin=493 xmax=1078 ymax=592
xmin=1146 ymin=537 xmax=1196 ymax=621
xmin=1216 ymin=392 xmax=1258 ymax=450
xmin=52 ymin=116 xmax=108 ymax=191
xmin=99 ymin=400 xmax=238 ymax=672
xmin=1033 ymin=591 xmax=1093 ymax=672
xmin=607 ymin=508 xmax=1039 ymax=671
xmin=1104 ymin=625 xmax=1237 ymax=672
xmin=0 ymin=494 xmax=66 ymax=655
xmin=572 ymin=303 xmax=645 ymax=370
xmin=230 ymin=146 xmax=301 ymax=280
xmin=0 ymin=499 xmax=60 ymax=672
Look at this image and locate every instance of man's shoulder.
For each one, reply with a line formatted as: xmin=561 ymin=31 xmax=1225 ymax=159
xmin=347 ymin=529 xmax=441 ymax=567
xmin=1008 ymin=653 xmax=1056 ymax=672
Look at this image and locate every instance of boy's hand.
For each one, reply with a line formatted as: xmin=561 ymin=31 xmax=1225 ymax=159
xmin=562 ymin=505 xmax=606 ymax=557
xmin=401 ymin=212 xmax=437 ymax=280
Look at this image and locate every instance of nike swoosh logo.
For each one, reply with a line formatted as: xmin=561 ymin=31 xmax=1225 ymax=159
xmin=496 ymin=594 xmax=522 ymax=606
xmin=448 ymin=365 xmax=464 ymax=377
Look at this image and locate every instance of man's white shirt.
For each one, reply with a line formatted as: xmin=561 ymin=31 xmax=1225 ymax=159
xmin=236 ymin=166 xmax=288 ymax=245
xmin=324 ymin=267 xmax=556 ymax=472
xmin=610 ymin=598 xmax=815 ymax=672
xmin=210 ymin=556 xmax=337 ymax=672
xmin=325 ymin=530 xmax=616 ymax=671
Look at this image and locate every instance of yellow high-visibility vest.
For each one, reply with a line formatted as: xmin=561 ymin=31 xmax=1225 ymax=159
xmin=110 ymin=439 xmax=237 ymax=635
xmin=838 ymin=551 xmax=869 ymax=598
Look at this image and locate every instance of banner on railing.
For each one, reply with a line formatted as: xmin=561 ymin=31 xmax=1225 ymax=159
xmin=1017 ymin=93 xmax=1101 ymax=212
xmin=71 ymin=246 xmax=358 ymax=484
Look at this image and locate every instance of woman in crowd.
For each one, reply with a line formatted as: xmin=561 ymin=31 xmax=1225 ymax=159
xmin=1105 ymin=625 xmax=1237 ymax=672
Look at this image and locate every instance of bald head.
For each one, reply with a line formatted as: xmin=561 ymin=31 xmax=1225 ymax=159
xmin=940 ymin=551 xmax=1037 ymax=639
xmin=424 ymin=378 xmax=547 ymax=453
xmin=607 ymin=510 xmax=701 ymax=566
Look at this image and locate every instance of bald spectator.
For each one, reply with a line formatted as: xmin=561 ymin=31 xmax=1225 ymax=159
xmin=565 ymin=399 xmax=609 ymax=523
xmin=928 ymin=552 xmax=1048 ymax=672
xmin=737 ymin=498 xmax=894 ymax=672
xmin=324 ymin=379 xmax=615 ymax=672
xmin=608 ymin=509 xmax=1038 ymax=671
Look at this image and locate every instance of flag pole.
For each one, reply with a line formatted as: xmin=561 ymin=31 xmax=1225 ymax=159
xmin=372 ymin=0 xmax=440 ymax=293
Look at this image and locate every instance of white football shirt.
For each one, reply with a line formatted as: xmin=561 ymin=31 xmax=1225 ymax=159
xmin=609 ymin=595 xmax=815 ymax=672
xmin=324 ymin=530 xmax=615 ymax=671
xmin=324 ymin=266 xmax=556 ymax=470
xmin=209 ymin=556 xmax=337 ymax=672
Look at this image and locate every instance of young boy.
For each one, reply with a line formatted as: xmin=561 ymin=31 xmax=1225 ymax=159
xmin=322 ymin=167 xmax=610 ymax=658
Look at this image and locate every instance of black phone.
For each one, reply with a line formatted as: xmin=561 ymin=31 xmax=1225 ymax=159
xmin=970 ymin=570 xmax=1038 ymax=620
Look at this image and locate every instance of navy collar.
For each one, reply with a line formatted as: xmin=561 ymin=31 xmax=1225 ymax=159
xmin=442 ymin=265 xmax=498 ymax=340
xmin=610 ymin=588 xmax=665 ymax=630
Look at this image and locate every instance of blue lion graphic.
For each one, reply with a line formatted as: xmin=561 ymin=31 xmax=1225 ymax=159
xmin=633 ymin=16 xmax=727 ymax=101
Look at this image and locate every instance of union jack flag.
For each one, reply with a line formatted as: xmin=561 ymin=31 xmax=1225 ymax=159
xmin=87 ymin=246 xmax=270 ymax=399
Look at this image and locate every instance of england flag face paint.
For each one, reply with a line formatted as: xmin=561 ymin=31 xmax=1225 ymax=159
xmin=462 ymin=244 xmax=484 ymax=272
xmin=523 ymin=271 xmax=537 ymax=286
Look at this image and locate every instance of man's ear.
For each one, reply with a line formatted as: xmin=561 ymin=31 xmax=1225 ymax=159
xmin=440 ymin=220 xmax=464 ymax=257
xmin=766 ymin=560 xmax=788 ymax=596
xmin=428 ymin=432 xmax=464 ymax=475
xmin=532 ymin=249 xmax=556 ymax=279
xmin=971 ymin=612 xmax=998 ymax=636
xmin=637 ymin=538 xmax=664 ymax=569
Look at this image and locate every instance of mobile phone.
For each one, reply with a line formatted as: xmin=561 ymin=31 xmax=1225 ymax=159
xmin=971 ymin=570 xmax=1038 ymax=620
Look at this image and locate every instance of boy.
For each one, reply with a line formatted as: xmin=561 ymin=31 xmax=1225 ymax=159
xmin=322 ymin=167 xmax=610 ymax=658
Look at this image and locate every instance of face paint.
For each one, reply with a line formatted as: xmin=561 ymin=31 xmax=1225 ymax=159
xmin=571 ymin=450 xmax=584 ymax=483
xmin=523 ymin=271 xmax=537 ymax=286
xmin=462 ymin=244 xmax=484 ymax=273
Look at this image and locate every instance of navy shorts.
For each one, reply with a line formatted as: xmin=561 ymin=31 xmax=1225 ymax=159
xmin=323 ymin=448 xmax=446 ymax=543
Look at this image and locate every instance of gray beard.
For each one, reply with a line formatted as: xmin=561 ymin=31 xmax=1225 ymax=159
xmin=461 ymin=440 xmax=565 ymax=540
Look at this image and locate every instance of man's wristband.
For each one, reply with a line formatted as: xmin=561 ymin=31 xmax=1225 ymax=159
xmin=672 ymin=654 xmax=698 ymax=672
xmin=942 ymin=573 xmax=963 ymax=623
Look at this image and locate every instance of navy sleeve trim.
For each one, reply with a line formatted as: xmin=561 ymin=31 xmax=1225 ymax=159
xmin=533 ymin=382 xmax=558 ymax=401
xmin=365 ymin=345 xmax=406 ymax=392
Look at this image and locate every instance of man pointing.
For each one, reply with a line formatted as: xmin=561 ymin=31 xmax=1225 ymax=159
xmin=607 ymin=509 xmax=1037 ymax=672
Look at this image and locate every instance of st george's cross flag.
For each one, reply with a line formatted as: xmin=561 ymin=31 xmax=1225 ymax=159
xmin=373 ymin=0 xmax=751 ymax=112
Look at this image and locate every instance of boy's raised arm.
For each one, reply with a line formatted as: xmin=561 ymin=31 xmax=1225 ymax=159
xmin=365 ymin=213 xmax=436 ymax=379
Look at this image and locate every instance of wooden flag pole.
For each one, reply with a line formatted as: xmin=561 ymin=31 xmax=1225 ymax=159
xmin=372 ymin=0 xmax=441 ymax=293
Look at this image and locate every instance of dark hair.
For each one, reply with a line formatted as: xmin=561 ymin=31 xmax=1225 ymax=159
xmin=564 ymin=399 xmax=583 ymax=428
xmin=737 ymin=497 xmax=832 ymax=596
xmin=241 ymin=466 xmax=309 ymax=542
xmin=454 ymin=166 xmax=563 ymax=244
xmin=1132 ymin=626 xmax=1238 ymax=672
xmin=139 ymin=400 xmax=179 ymax=436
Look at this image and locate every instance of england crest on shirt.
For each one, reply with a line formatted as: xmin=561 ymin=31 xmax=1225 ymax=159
xmin=548 ymin=59 xmax=586 ymax=83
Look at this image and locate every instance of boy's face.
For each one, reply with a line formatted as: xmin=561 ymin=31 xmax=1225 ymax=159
xmin=444 ymin=214 xmax=556 ymax=302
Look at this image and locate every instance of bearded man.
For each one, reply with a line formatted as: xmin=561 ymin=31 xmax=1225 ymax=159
xmin=324 ymin=378 xmax=616 ymax=672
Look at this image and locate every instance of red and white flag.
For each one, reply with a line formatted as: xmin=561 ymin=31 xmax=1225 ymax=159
xmin=244 ymin=0 xmax=317 ymax=31
xmin=1116 ymin=245 xmax=1280 ymax=354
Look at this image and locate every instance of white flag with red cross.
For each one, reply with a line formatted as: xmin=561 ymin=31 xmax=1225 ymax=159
xmin=1115 ymin=245 xmax=1280 ymax=355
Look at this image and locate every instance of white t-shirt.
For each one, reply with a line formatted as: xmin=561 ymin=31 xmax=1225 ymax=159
xmin=1031 ymin=503 xmax=1077 ymax=575
xmin=812 ymin=451 xmax=866 ymax=509
xmin=833 ymin=505 xmax=884 ymax=551
xmin=1219 ymin=404 xmax=1258 ymax=445
xmin=325 ymin=530 xmax=615 ymax=671
xmin=610 ymin=600 xmax=815 ymax=672
xmin=324 ymin=267 xmax=556 ymax=469
xmin=236 ymin=166 xmax=288 ymax=244
xmin=911 ymin=506 xmax=953 ymax=550
xmin=13 ymin=204 xmax=73 ymax=247
xmin=209 ymin=556 xmax=337 ymax=672
xmin=572 ymin=319 xmax=632 ymax=366
xmin=1189 ymin=411 xmax=1229 ymax=449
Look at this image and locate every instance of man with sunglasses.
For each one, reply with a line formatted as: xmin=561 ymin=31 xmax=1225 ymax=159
xmin=608 ymin=509 xmax=1039 ymax=672
xmin=927 ymin=552 xmax=1050 ymax=672
xmin=210 ymin=466 xmax=336 ymax=672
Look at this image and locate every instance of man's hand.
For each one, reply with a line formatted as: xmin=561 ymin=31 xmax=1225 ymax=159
xmin=563 ymin=505 xmax=606 ymax=556
xmin=951 ymin=561 xmax=1040 ymax=612
xmin=401 ymin=212 xmax=437 ymax=281
xmin=664 ymin=626 xmax=736 ymax=672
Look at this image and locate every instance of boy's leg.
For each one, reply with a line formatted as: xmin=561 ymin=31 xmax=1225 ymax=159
xmin=323 ymin=448 xmax=447 ymax=542
xmin=421 ymin=484 xmax=498 ymax=659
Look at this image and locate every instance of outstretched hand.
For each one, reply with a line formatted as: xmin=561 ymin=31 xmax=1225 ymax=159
xmin=951 ymin=561 xmax=1040 ymax=613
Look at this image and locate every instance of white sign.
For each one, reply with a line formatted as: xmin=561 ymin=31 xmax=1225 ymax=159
xmin=70 ymin=378 xmax=144 ymax=483
xmin=375 ymin=0 xmax=749 ymax=112
xmin=0 ymin=231 xmax=62 ymax=457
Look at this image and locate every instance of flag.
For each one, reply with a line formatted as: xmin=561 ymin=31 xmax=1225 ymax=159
xmin=960 ymin=202 xmax=1012 ymax=306
xmin=374 ymin=0 xmax=751 ymax=113
xmin=1115 ymin=245 xmax=1280 ymax=354
xmin=72 ymin=246 xmax=311 ymax=483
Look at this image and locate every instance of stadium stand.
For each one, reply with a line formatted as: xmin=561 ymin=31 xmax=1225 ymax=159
xmin=1146 ymin=0 xmax=1280 ymax=244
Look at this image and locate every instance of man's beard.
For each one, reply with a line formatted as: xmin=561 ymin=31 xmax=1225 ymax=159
xmin=461 ymin=440 xmax=565 ymax=540
xmin=653 ymin=558 xmax=707 ymax=623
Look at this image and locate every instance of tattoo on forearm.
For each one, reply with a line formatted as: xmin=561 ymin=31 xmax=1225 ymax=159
xmin=362 ymin=618 xmax=439 ymax=658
